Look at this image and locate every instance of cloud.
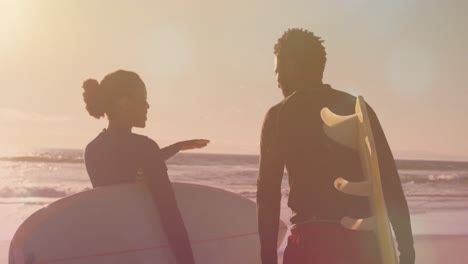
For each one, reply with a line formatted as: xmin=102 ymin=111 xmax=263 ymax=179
xmin=0 ymin=108 xmax=70 ymax=124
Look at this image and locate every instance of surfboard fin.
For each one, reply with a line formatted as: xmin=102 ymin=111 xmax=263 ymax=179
xmin=320 ymin=108 xmax=359 ymax=149
xmin=334 ymin=177 xmax=371 ymax=197
xmin=340 ymin=216 xmax=375 ymax=231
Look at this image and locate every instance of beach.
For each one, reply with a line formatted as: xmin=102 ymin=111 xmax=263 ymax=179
xmin=1 ymin=150 xmax=468 ymax=263
xmin=2 ymin=236 xmax=467 ymax=263
xmin=0 ymin=240 xmax=8 ymax=264
xmin=414 ymin=235 xmax=468 ymax=264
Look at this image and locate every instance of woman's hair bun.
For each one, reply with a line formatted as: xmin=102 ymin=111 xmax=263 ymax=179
xmin=83 ymin=79 xmax=99 ymax=92
xmin=82 ymin=79 xmax=106 ymax=119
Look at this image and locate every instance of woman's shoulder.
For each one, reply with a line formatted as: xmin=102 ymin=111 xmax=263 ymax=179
xmin=130 ymin=133 xmax=161 ymax=150
xmin=85 ymin=132 xmax=104 ymax=153
xmin=130 ymin=134 xmax=166 ymax=167
xmin=85 ymin=130 xmax=161 ymax=152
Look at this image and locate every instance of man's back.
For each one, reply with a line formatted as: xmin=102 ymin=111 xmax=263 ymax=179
xmin=257 ymin=85 xmax=414 ymax=263
xmin=278 ymin=85 xmax=372 ymax=223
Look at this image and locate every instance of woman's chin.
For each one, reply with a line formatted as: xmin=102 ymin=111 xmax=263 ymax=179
xmin=134 ymin=122 xmax=146 ymax=128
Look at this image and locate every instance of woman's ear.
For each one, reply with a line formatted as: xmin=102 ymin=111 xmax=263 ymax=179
xmin=116 ymin=96 xmax=131 ymax=111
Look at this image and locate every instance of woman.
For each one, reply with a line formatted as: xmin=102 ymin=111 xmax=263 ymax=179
xmin=82 ymin=69 xmax=209 ymax=264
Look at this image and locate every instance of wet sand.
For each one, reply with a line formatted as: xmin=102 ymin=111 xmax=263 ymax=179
xmin=1 ymin=235 xmax=468 ymax=263
xmin=413 ymin=235 xmax=468 ymax=264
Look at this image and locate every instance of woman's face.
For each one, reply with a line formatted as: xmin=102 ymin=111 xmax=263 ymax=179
xmin=123 ymin=84 xmax=149 ymax=128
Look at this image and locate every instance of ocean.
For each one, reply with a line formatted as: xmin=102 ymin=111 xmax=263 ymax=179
xmin=1 ymin=148 xmax=468 ymax=250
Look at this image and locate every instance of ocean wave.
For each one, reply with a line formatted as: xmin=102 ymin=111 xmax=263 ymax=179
xmin=0 ymin=148 xmax=84 ymax=164
xmin=2 ymin=148 xmax=468 ymax=170
xmin=396 ymin=159 xmax=468 ymax=171
xmin=237 ymin=190 xmax=290 ymax=199
xmin=427 ymin=174 xmax=462 ymax=181
xmin=0 ymin=201 xmax=51 ymax=205
xmin=407 ymin=193 xmax=468 ymax=198
xmin=400 ymin=172 xmax=468 ymax=184
xmin=238 ymin=191 xmax=256 ymax=199
xmin=0 ymin=186 xmax=90 ymax=198
xmin=0 ymin=156 xmax=84 ymax=163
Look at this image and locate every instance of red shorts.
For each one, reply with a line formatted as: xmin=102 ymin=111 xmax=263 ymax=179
xmin=283 ymin=222 xmax=381 ymax=264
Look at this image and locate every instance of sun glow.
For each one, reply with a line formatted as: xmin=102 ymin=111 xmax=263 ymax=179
xmin=0 ymin=1 xmax=28 ymax=32
xmin=0 ymin=0 xmax=30 ymax=54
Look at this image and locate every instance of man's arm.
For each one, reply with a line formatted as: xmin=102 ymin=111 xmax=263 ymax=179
xmin=257 ymin=106 xmax=285 ymax=264
xmin=368 ymin=106 xmax=415 ymax=264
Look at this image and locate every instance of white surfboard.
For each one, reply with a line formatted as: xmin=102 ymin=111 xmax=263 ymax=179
xmin=9 ymin=183 xmax=288 ymax=264
xmin=321 ymin=96 xmax=398 ymax=264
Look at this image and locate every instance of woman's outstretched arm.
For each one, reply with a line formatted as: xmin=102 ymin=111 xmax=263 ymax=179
xmin=160 ymin=139 xmax=210 ymax=160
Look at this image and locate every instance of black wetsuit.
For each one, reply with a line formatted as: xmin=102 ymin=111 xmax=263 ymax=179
xmin=84 ymin=129 xmax=194 ymax=264
xmin=257 ymin=85 xmax=415 ymax=264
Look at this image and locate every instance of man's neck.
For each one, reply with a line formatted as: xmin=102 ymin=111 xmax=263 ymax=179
xmin=295 ymin=79 xmax=324 ymax=91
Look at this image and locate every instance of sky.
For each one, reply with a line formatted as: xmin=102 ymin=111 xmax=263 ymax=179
xmin=0 ymin=0 xmax=467 ymax=160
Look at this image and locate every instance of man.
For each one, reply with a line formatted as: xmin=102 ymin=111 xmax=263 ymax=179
xmin=257 ymin=28 xmax=415 ymax=264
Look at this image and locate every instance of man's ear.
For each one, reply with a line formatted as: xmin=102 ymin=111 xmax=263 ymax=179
xmin=283 ymin=57 xmax=295 ymax=74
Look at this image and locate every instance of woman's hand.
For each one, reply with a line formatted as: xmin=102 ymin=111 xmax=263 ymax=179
xmin=161 ymin=139 xmax=210 ymax=161
xmin=175 ymin=139 xmax=210 ymax=151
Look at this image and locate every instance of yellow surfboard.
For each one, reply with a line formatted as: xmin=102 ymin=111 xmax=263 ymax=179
xmin=320 ymin=96 xmax=398 ymax=264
